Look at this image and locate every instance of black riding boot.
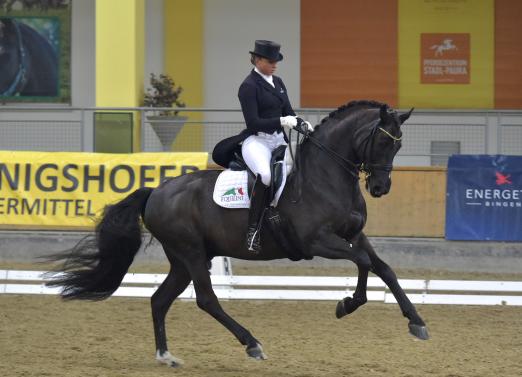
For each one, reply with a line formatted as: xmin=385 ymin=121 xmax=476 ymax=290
xmin=246 ymin=175 xmax=269 ymax=253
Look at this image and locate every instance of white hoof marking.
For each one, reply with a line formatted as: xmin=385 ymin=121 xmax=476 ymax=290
xmin=156 ymin=350 xmax=184 ymax=367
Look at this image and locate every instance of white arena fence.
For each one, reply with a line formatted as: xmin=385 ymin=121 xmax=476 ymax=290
xmin=1 ymin=270 xmax=522 ymax=306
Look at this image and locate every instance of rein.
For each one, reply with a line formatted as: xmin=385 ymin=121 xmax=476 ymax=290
xmin=295 ymin=129 xmax=360 ymax=179
xmin=289 ymin=117 xmax=401 ymax=184
xmin=1 ymin=20 xmax=28 ymax=96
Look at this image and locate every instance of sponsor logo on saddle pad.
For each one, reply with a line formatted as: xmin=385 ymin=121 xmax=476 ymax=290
xmin=213 ymin=170 xmax=251 ymax=209
xmin=221 ymin=187 xmax=246 ymax=203
xmin=213 ymin=169 xmax=287 ymax=209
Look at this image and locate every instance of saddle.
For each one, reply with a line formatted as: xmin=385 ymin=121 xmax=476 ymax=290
xmin=213 ymin=145 xmax=306 ymax=261
xmin=228 ymin=145 xmax=286 ymax=203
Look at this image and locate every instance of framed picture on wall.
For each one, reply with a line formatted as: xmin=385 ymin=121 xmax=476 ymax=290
xmin=0 ymin=0 xmax=71 ymax=103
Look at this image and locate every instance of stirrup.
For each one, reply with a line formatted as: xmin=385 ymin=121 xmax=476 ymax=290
xmin=246 ymin=227 xmax=261 ymax=253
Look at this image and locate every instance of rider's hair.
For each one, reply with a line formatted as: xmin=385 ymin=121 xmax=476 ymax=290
xmin=250 ymin=54 xmax=260 ymax=66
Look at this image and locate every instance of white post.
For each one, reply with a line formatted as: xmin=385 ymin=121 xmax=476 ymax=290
xmin=209 ymin=256 xmax=233 ymax=276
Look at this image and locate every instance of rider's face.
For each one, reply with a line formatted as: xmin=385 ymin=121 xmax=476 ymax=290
xmin=255 ymin=57 xmax=277 ymax=76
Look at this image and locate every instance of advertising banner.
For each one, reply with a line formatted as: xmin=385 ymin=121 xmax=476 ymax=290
xmin=420 ymin=33 xmax=470 ymax=84
xmin=398 ymin=0 xmax=494 ymax=109
xmin=0 ymin=151 xmax=208 ymax=228
xmin=446 ymin=155 xmax=522 ymax=241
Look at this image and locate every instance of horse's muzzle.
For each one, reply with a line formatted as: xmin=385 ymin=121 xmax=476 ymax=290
xmin=366 ymin=177 xmax=390 ymax=198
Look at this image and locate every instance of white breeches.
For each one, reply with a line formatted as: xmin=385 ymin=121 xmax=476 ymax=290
xmin=241 ymin=131 xmax=287 ymax=186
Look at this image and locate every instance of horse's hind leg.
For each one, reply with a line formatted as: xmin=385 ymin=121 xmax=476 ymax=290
xmin=180 ymin=253 xmax=267 ymax=360
xmin=356 ymin=233 xmax=429 ymax=340
xmin=151 ymin=254 xmax=192 ymax=367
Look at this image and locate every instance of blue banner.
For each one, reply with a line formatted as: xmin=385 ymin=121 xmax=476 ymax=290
xmin=446 ymin=155 xmax=522 ymax=241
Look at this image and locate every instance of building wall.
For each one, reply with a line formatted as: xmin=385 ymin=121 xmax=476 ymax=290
xmin=1 ymin=1 xmax=521 ymax=157
xmin=203 ymin=0 xmax=301 ymax=110
xmin=301 ymin=0 xmax=398 ymax=108
xmin=202 ymin=0 xmax=300 ymax=151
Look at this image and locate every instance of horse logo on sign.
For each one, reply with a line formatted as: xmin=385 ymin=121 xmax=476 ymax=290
xmin=421 ymin=33 xmax=469 ymax=84
xmin=430 ymin=38 xmax=458 ymax=56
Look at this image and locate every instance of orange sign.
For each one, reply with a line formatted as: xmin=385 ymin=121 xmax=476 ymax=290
xmin=421 ymin=33 xmax=470 ymax=84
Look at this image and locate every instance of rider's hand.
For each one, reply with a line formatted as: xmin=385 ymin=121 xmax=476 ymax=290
xmin=280 ymin=115 xmax=297 ymax=129
xmin=303 ymin=120 xmax=314 ymax=133
xmin=296 ymin=117 xmax=314 ymax=133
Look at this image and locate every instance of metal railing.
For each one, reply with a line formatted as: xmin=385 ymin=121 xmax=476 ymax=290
xmin=1 ymin=106 xmax=521 ymax=166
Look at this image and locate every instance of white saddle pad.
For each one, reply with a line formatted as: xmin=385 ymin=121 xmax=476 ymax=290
xmin=213 ymin=147 xmax=292 ymax=209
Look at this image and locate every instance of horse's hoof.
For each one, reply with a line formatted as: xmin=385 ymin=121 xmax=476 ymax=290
xmin=156 ymin=350 xmax=184 ymax=367
xmin=335 ymin=300 xmax=347 ymax=318
xmin=246 ymin=343 xmax=267 ymax=360
xmin=336 ymin=297 xmax=366 ymax=319
xmin=408 ymin=324 xmax=430 ymax=340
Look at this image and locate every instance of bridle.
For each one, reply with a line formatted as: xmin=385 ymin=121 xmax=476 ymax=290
xmin=1 ymin=19 xmax=28 ymax=96
xmin=290 ymin=116 xmax=402 ymax=181
xmin=358 ymin=119 xmax=402 ymax=179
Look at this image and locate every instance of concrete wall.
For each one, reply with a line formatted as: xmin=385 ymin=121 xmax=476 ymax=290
xmin=71 ymin=0 xmax=96 ymax=108
xmin=145 ymin=0 xmax=164 ymax=83
xmin=203 ymin=0 xmax=301 ymax=109
xmin=202 ymin=0 xmax=300 ymax=151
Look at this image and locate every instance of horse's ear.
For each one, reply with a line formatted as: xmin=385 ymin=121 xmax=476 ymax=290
xmin=399 ymin=108 xmax=414 ymax=125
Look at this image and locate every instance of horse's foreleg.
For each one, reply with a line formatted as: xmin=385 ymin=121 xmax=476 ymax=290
xmin=306 ymin=230 xmax=371 ymax=318
xmin=151 ymin=256 xmax=192 ymax=367
xmin=307 ymin=229 xmax=372 ymax=267
xmin=357 ymin=233 xmax=429 ymax=340
xmin=182 ymin=255 xmax=267 ymax=360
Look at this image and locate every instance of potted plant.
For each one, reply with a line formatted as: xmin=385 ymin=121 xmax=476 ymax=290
xmin=143 ymin=73 xmax=187 ymax=151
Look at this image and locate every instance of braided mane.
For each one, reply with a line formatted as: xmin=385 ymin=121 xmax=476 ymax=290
xmin=319 ymin=100 xmax=388 ymax=125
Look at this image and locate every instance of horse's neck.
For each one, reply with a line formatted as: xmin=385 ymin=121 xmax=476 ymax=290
xmin=294 ymin=123 xmax=361 ymax=200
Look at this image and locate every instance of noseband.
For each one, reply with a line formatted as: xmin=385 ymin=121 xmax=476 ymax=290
xmin=1 ymin=20 xmax=28 ymax=96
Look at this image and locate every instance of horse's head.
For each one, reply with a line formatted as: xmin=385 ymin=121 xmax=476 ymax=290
xmin=358 ymin=105 xmax=413 ymax=197
xmin=304 ymin=100 xmax=412 ymax=199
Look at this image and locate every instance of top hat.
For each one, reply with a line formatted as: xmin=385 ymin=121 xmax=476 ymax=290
xmin=249 ymin=40 xmax=283 ymax=62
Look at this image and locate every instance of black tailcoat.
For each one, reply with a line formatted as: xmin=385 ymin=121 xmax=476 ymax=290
xmin=212 ymin=70 xmax=295 ymax=167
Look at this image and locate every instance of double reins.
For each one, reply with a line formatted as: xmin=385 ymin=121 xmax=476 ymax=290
xmin=290 ymin=117 xmax=402 ymax=181
xmin=289 ymin=123 xmax=360 ymax=179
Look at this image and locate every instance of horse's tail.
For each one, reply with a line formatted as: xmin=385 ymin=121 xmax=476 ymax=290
xmin=45 ymin=187 xmax=153 ymax=301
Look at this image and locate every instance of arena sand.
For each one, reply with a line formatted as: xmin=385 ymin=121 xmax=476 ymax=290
xmin=1 ymin=263 xmax=521 ymax=377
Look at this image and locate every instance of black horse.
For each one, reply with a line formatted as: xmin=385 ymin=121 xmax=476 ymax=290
xmin=0 ymin=18 xmax=58 ymax=97
xmin=46 ymin=100 xmax=428 ymax=367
